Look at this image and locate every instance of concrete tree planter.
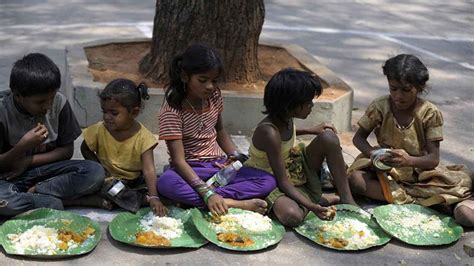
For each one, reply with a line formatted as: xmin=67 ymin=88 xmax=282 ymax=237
xmin=65 ymin=37 xmax=353 ymax=135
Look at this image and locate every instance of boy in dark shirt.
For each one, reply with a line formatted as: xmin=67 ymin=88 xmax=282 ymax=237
xmin=0 ymin=53 xmax=104 ymax=216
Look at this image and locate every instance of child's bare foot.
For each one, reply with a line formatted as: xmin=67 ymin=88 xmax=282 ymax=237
xmin=339 ymin=196 xmax=359 ymax=207
xmin=100 ymin=199 xmax=114 ymax=211
xmin=27 ymin=186 xmax=36 ymax=193
xmin=319 ymin=193 xmax=340 ymax=206
xmin=225 ymin=198 xmax=268 ymax=214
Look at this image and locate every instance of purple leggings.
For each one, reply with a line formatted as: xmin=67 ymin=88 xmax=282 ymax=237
xmin=157 ymin=160 xmax=276 ymax=207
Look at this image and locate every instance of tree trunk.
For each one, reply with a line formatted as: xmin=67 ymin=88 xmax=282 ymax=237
xmin=139 ymin=0 xmax=265 ymax=84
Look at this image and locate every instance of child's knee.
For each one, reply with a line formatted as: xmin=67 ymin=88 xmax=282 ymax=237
xmin=348 ymin=171 xmax=359 ymax=184
xmin=348 ymin=171 xmax=364 ymax=194
xmin=454 ymin=205 xmax=474 ymax=227
xmin=0 ymin=201 xmax=34 ymax=216
xmin=259 ymin=176 xmax=277 ymax=194
xmin=156 ymin=176 xmax=167 ymax=192
xmin=0 ymin=193 xmax=34 ymax=216
xmin=81 ymin=160 xmax=105 ymax=192
xmin=85 ymin=160 xmax=106 ymax=177
xmin=156 ymin=174 xmax=178 ymax=196
xmin=278 ymin=206 xmax=305 ymax=227
xmin=317 ymin=130 xmax=341 ymax=148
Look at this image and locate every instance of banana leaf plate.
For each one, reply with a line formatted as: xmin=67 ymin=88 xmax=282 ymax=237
xmin=295 ymin=204 xmax=391 ymax=250
xmin=0 ymin=208 xmax=101 ymax=258
xmin=109 ymin=206 xmax=207 ymax=248
xmin=373 ymin=204 xmax=463 ymax=246
xmin=191 ymin=208 xmax=285 ymax=251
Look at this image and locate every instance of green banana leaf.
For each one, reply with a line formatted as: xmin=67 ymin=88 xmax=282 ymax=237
xmin=373 ymin=204 xmax=463 ymax=246
xmin=0 ymin=208 xmax=101 ymax=257
xmin=295 ymin=204 xmax=391 ymax=251
xmin=191 ymin=208 xmax=285 ymax=251
xmin=109 ymin=206 xmax=207 ymax=248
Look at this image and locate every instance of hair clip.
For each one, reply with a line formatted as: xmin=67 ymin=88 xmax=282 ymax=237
xmin=138 ymin=83 xmax=150 ymax=100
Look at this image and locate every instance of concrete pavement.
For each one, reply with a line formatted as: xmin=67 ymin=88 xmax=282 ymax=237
xmin=1 ymin=1 xmax=473 ymax=265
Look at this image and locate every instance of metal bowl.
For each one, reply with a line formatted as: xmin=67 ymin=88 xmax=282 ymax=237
xmin=370 ymin=148 xmax=392 ymax=170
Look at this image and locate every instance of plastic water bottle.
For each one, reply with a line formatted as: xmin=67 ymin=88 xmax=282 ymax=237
xmin=206 ymin=160 xmax=243 ymax=188
xmin=320 ymin=161 xmax=331 ymax=179
xmin=320 ymin=161 xmax=334 ymax=189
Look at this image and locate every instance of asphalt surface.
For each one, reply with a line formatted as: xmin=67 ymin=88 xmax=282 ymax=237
xmin=0 ymin=1 xmax=473 ymax=265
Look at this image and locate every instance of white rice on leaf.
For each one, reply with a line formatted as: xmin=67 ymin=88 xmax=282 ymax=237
xmin=318 ymin=218 xmax=380 ymax=249
xmin=7 ymin=225 xmax=61 ymax=255
xmin=385 ymin=208 xmax=446 ymax=239
xmin=6 ymin=225 xmax=93 ymax=255
xmin=139 ymin=212 xmax=183 ymax=239
xmin=213 ymin=211 xmax=273 ymax=233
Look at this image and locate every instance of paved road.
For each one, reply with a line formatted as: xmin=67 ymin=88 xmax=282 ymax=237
xmin=0 ymin=1 xmax=473 ymax=265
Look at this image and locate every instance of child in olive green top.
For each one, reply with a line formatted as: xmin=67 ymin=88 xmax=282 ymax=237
xmin=348 ymin=54 xmax=473 ymax=227
xmin=245 ymin=68 xmax=357 ymax=227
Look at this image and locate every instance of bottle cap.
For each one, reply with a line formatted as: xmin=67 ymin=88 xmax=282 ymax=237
xmin=232 ymin=160 xmax=243 ymax=170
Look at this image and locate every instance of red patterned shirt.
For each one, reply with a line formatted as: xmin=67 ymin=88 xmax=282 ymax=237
xmin=159 ymin=88 xmax=224 ymax=161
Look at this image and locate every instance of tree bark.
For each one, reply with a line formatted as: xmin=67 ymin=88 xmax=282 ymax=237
xmin=139 ymin=0 xmax=265 ymax=84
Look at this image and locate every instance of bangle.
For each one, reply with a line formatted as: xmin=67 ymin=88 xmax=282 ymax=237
xmin=194 ymin=182 xmax=212 ymax=195
xmin=202 ymin=190 xmax=216 ymax=205
xmin=228 ymin=151 xmax=239 ymax=157
xmin=147 ymin=195 xmax=160 ymax=202
xmin=189 ymin=178 xmax=206 ymax=188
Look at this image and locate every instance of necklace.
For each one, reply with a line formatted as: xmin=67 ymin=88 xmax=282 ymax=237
xmin=185 ymin=98 xmax=204 ymax=130
xmin=391 ymin=98 xmax=417 ymax=130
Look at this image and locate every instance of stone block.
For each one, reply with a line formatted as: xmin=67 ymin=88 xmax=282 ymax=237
xmin=66 ymin=38 xmax=353 ymax=134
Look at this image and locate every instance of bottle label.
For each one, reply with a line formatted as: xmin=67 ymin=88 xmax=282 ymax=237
xmin=206 ymin=175 xmax=219 ymax=188
xmin=107 ymin=180 xmax=125 ymax=196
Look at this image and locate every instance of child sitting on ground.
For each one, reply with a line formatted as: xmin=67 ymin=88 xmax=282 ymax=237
xmin=81 ymin=79 xmax=167 ymax=216
xmin=347 ymin=54 xmax=473 ymax=227
xmin=244 ymin=68 xmax=357 ymax=227
xmin=157 ymin=44 xmax=276 ymax=216
xmin=0 ymin=53 xmax=104 ymax=216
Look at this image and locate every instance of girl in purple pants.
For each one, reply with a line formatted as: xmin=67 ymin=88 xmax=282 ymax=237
xmin=157 ymin=44 xmax=276 ymax=215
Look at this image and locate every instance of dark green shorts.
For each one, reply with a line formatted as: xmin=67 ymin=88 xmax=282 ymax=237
xmin=265 ymin=143 xmax=322 ymax=213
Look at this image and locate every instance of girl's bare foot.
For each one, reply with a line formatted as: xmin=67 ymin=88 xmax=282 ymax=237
xmin=224 ymin=198 xmax=268 ymax=214
xmin=339 ymin=196 xmax=359 ymax=207
xmin=319 ymin=193 xmax=340 ymax=206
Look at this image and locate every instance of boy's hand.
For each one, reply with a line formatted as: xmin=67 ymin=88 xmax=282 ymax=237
xmin=207 ymin=194 xmax=228 ymax=216
xmin=150 ymin=198 xmax=168 ymax=217
xmin=17 ymin=123 xmax=48 ymax=150
xmin=312 ymin=122 xmax=337 ymax=135
xmin=0 ymin=156 xmax=32 ymax=180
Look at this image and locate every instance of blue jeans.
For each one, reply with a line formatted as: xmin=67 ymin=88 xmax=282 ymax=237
xmin=0 ymin=160 xmax=104 ymax=216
